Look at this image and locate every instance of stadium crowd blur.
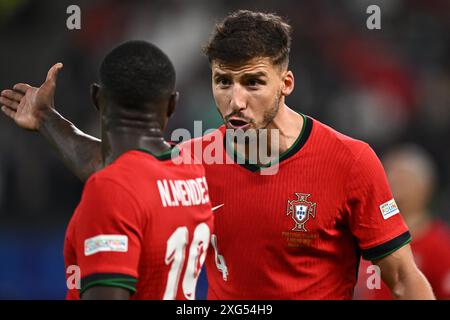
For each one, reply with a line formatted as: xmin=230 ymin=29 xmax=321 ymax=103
xmin=0 ymin=0 xmax=449 ymax=299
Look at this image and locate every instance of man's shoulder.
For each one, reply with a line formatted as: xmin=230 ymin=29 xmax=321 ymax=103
xmin=84 ymin=169 xmax=129 ymax=197
xmin=309 ymin=116 xmax=370 ymax=160
xmin=84 ymin=151 xmax=149 ymax=193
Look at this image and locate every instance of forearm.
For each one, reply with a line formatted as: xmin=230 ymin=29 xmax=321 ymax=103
xmin=389 ymin=267 xmax=435 ymax=300
xmin=40 ymin=108 xmax=102 ymax=181
xmin=376 ymin=244 xmax=435 ymax=300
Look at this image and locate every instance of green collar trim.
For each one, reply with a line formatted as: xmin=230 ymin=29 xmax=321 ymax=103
xmin=224 ymin=113 xmax=313 ymax=172
xmin=135 ymin=145 xmax=179 ymax=161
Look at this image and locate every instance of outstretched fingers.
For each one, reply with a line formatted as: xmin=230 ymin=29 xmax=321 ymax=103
xmin=12 ymin=83 xmax=32 ymax=94
xmin=1 ymin=88 xmax=23 ymax=102
xmin=1 ymin=105 xmax=17 ymax=120
xmin=0 ymin=95 xmax=19 ymax=110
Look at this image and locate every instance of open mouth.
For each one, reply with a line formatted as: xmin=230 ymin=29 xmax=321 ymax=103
xmin=228 ymin=118 xmax=250 ymax=129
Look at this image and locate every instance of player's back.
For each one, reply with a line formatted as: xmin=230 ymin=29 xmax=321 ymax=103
xmin=65 ymin=148 xmax=213 ymax=300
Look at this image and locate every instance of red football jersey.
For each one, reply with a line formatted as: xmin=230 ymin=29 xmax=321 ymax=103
xmin=355 ymin=220 xmax=450 ymax=300
xmin=64 ymin=148 xmax=213 ymax=299
xmin=183 ymin=114 xmax=410 ymax=299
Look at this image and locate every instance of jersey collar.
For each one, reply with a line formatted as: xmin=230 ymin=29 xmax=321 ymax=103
xmin=135 ymin=146 xmax=180 ymax=161
xmin=223 ymin=113 xmax=313 ymax=172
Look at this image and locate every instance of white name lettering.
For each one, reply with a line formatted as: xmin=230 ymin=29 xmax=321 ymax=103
xmin=157 ymin=177 xmax=209 ymax=207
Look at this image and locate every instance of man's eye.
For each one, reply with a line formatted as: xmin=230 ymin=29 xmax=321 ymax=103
xmin=247 ymin=79 xmax=263 ymax=87
xmin=216 ymin=78 xmax=231 ymax=86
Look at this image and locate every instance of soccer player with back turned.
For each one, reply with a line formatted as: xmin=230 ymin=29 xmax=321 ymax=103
xmin=1 ymin=41 xmax=213 ymax=299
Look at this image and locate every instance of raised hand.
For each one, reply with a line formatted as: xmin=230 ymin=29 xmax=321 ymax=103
xmin=0 ymin=63 xmax=63 ymax=130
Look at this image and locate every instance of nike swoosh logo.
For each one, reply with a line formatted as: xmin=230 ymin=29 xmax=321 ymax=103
xmin=212 ymin=204 xmax=224 ymax=212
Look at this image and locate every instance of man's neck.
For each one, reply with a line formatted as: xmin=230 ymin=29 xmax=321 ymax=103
xmin=102 ymin=129 xmax=171 ymax=165
xmin=267 ymin=104 xmax=304 ymax=155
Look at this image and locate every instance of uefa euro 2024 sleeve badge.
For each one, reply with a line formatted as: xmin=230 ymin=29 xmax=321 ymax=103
xmin=286 ymin=193 xmax=317 ymax=232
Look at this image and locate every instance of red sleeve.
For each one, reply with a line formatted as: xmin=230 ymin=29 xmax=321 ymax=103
xmin=72 ymin=176 xmax=144 ymax=294
xmin=345 ymin=145 xmax=411 ymax=261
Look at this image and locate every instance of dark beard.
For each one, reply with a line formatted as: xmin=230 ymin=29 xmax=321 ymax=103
xmin=220 ymin=89 xmax=282 ymax=130
xmin=261 ymin=89 xmax=281 ymax=130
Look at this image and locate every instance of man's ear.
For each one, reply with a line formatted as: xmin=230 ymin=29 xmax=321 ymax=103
xmin=90 ymin=83 xmax=101 ymax=111
xmin=281 ymin=70 xmax=294 ymax=97
xmin=167 ymin=92 xmax=179 ymax=118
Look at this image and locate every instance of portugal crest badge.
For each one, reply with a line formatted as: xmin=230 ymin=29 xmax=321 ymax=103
xmin=286 ymin=193 xmax=317 ymax=232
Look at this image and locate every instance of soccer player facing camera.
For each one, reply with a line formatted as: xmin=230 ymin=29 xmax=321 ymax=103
xmin=1 ymin=11 xmax=434 ymax=299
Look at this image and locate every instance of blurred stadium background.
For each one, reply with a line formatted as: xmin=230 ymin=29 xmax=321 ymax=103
xmin=0 ymin=0 xmax=449 ymax=299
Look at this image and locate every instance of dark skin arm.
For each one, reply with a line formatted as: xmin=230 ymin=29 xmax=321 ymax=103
xmin=2 ymin=66 xmax=132 ymax=299
xmin=81 ymin=286 xmax=131 ymax=300
xmin=40 ymin=108 xmax=102 ymax=181
xmin=0 ymin=63 xmax=102 ymax=181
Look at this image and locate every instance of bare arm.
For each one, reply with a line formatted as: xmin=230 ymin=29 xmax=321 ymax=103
xmin=39 ymin=108 xmax=102 ymax=181
xmin=0 ymin=63 xmax=102 ymax=181
xmin=81 ymin=286 xmax=131 ymax=300
xmin=374 ymin=244 xmax=435 ymax=299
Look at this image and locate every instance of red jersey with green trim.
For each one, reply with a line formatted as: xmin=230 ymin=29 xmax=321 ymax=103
xmin=184 ymin=114 xmax=410 ymax=299
xmin=64 ymin=148 xmax=213 ymax=300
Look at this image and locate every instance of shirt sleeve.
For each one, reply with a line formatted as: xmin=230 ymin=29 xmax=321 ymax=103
xmin=346 ymin=144 xmax=411 ymax=261
xmin=71 ymin=176 xmax=144 ymax=296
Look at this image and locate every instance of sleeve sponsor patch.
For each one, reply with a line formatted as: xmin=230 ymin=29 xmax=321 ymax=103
xmin=379 ymin=199 xmax=400 ymax=220
xmin=84 ymin=235 xmax=128 ymax=256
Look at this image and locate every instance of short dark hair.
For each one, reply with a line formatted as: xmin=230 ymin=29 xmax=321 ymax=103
xmin=100 ymin=40 xmax=176 ymax=108
xmin=203 ymin=10 xmax=292 ymax=68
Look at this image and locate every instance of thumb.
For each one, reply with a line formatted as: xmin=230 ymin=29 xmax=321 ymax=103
xmin=45 ymin=62 xmax=63 ymax=85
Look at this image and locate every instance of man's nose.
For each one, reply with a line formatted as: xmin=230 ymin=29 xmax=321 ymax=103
xmin=229 ymin=84 xmax=247 ymax=112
